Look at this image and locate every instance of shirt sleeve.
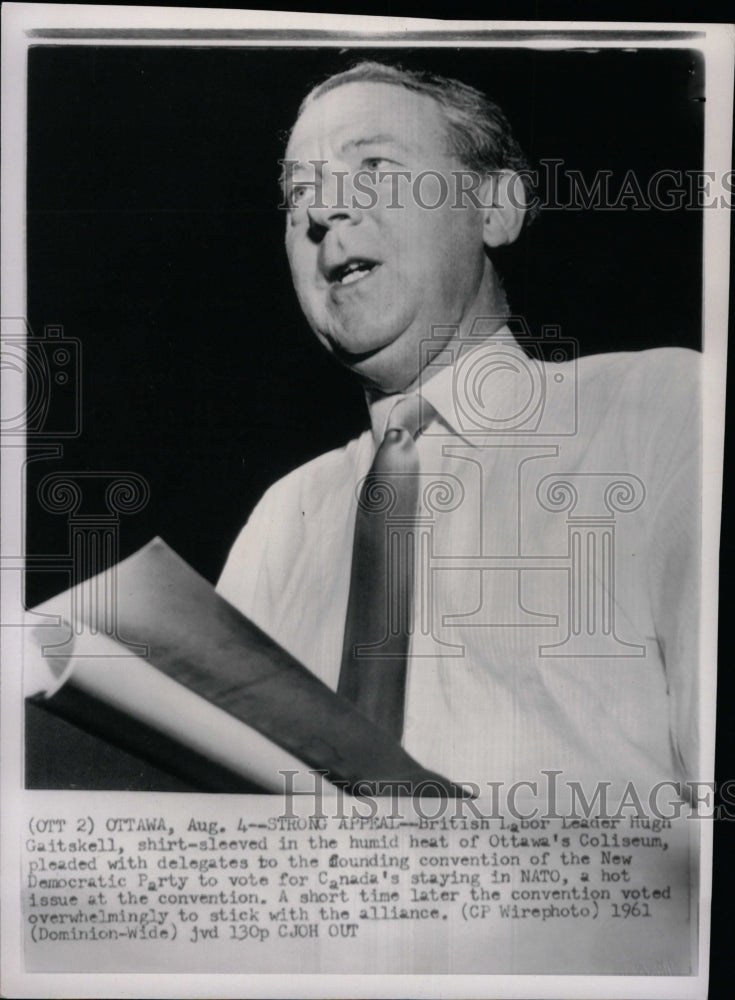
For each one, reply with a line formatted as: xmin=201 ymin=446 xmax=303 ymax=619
xmin=641 ymin=349 xmax=702 ymax=781
xmin=216 ymin=486 xmax=280 ymax=628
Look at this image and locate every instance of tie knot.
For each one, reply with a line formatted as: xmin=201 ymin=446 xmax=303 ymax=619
xmin=385 ymin=394 xmax=432 ymax=442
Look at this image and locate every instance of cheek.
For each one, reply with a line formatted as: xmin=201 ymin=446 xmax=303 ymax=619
xmin=398 ymin=199 xmax=480 ymax=258
xmin=286 ymin=244 xmax=315 ymax=298
xmin=437 ymin=211 xmax=484 ymax=274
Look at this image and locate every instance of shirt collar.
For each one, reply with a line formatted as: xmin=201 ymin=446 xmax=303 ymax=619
xmin=365 ymin=324 xmax=525 ymax=447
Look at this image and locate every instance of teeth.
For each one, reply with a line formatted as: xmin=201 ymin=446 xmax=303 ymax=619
xmin=341 ymin=268 xmax=367 ymax=285
xmin=335 ymin=261 xmax=374 ymax=284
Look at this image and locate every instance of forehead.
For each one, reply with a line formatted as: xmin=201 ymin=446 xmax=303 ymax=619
xmin=286 ymin=81 xmax=451 ymax=162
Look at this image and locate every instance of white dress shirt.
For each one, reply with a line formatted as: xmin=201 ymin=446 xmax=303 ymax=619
xmin=218 ymin=329 xmax=700 ymax=792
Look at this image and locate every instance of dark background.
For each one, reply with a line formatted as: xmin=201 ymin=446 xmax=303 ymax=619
xmin=25 ymin=44 xmax=704 ymax=601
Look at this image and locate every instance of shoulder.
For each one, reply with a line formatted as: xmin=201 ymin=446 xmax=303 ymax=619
xmin=577 ymin=346 xmax=700 ymax=401
xmin=575 ymin=347 xmax=700 ymax=438
xmin=577 ymin=345 xmax=699 ymax=387
xmin=217 ymin=430 xmax=371 ymax=602
xmin=225 ymin=429 xmax=371 ymax=554
xmin=252 ymin=430 xmax=372 ymax=515
xmin=563 ymin=347 xmax=701 ymax=492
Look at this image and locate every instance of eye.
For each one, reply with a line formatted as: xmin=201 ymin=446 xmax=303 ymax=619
xmin=360 ymin=156 xmax=393 ymax=176
xmin=287 ymin=183 xmax=313 ymax=209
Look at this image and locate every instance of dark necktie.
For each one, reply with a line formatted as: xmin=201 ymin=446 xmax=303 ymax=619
xmin=338 ymin=394 xmax=429 ymax=739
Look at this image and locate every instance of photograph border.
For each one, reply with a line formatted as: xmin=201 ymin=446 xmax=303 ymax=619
xmin=2 ymin=5 xmax=731 ymax=998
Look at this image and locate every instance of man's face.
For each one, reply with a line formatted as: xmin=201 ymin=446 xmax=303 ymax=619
xmin=284 ymin=82 xmax=489 ymax=391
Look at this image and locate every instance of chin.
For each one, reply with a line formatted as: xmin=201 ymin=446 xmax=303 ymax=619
xmin=323 ymin=321 xmax=403 ymax=361
xmin=345 ymin=334 xmax=425 ymax=394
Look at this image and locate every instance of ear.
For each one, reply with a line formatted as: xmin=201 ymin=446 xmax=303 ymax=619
xmin=478 ymin=170 xmax=527 ymax=248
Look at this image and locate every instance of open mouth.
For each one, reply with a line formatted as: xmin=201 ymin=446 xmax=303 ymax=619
xmin=328 ymin=259 xmax=379 ymax=286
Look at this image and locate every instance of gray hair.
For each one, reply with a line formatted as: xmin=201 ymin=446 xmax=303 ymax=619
xmin=295 ymin=60 xmax=538 ymax=223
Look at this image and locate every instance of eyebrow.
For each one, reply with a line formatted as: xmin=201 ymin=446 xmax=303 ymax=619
xmin=341 ymin=134 xmax=410 ymax=155
xmin=281 ymin=133 xmax=410 ymax=184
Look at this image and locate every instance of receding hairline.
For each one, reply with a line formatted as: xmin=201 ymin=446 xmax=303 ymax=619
xmin=288 ymin=78 xmax=466 ymax=157
xmin=301 ymin=75 xmax=444 ymax=106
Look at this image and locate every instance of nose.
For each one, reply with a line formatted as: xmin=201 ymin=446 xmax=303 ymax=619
xmin=307 ymin=171 xmax=363 ymax=231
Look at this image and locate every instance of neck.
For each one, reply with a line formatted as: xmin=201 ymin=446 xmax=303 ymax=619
xmin=359 ymin=263 xmax=510 ymax=396
xmin=402 ymin=315 xmax=509 ymax=396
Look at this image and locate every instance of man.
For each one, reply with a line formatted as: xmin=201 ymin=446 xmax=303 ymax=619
xmin=218 ymin=62 xmax=699 ymax=795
